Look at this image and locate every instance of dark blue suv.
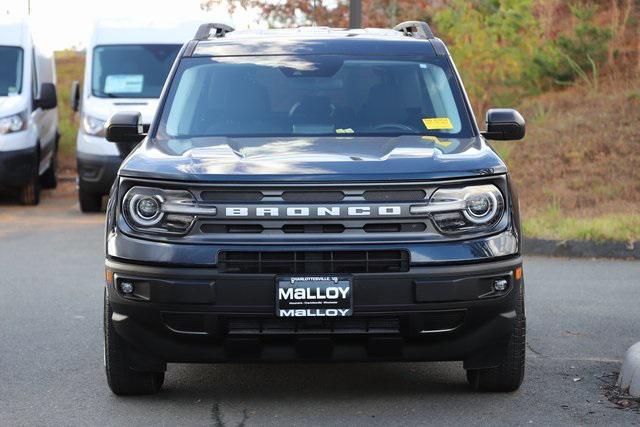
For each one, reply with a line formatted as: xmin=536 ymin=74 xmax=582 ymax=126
xmin=103 ymin=22 xmax=526 ymax=395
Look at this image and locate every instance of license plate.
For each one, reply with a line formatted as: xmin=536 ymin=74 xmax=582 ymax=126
xmin=276 ymin=276 xmax=352 ymax=317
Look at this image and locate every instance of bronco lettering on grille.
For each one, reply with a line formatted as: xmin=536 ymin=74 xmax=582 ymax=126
xmin=224 ymin=206 xmax=402 ymax=217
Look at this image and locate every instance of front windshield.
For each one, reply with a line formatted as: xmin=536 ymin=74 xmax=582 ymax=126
xmin=91 ymin=44 xmax=181 ymax=98
xmin=156 ymin=55 xmax=474 ymax=139
xmin=0 ymin=46 xmax=23 ymax=96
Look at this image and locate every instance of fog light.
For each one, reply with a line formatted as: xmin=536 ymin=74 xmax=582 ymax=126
xmin=493 ymin=279 xmax=508 ymax=292
xmin=120 ymin=281 xmax=134 ymax=294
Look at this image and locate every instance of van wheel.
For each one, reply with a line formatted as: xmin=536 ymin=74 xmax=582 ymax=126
xmin=19 ymin=171 xmax=41 ymax=205
xmin=79 ymin=188 xmax=102 ymax=212
xmin=104 ymin=290 xmax=164 ymax=395
xmin=41 ymin=150 xmax=58 ymax=189
xmin=466 ymin=284 xmax=526 ymax=392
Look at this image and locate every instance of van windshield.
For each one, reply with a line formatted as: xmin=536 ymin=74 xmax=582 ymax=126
xmin=91 ymin=44 xmax=181 ymax=98
xmin=156 ymin=55 xmax=474 ymax=139
xmin=0 ymin=46 xmax=23 ymax=96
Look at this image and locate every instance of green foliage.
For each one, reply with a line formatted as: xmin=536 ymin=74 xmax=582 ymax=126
xmin=432 ymin=0 xmax=613 ymax=110
xmin=54 ymin=52 xmax=84 ymax=155
xmin=433 ymin=0 xmax=546 ymax=112
xmin=534 ymin=3 xmax=611 ymax=87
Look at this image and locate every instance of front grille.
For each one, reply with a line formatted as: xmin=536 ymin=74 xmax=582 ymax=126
xmin=201 ymin=224 xmax=264 ymax=234
xmin=200 ymin=191 xmax=264 ymax=202
xmin=282 ymin=224 xmax=346 ymax=234
xmin=363 ymin=223 xmax=427 ymax=233
xmin=282 ymin=191 xmax=345 ymax=202
xmin=197 ymin=187 xmax=427 ymax=203
xmin=185 ymin=183 xmax=439 ymax=242
xmin=200 ymin=222 xmax=428 ymax=234
xmin=218 ymin=250 xmax=410 ymax=274
xmin=363 ymin=189 xmax=426 ymax=202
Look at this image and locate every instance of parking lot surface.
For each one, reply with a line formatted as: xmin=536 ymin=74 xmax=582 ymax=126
xmin=1 ymin=189 xmax=639 ymax=426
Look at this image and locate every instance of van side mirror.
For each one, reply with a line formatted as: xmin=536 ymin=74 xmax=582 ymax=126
xmin=105 ymin=112 xmax=145 ymax=144
xmin=37 ymin=83 xmax=57 ymax=110
xmin=481 ymin=108 xmax=525 ymax=140
xmin=71 ymin=80 xmax=80 ymax=112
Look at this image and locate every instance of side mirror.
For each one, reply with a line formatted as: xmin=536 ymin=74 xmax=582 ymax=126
xmin=481 ymin=108 xmax=525 ymax=140
xmin=105 ymin=112 xmax=145 ymax=144
xmin=37 ymin=83 xmax=58 ymax=110
xmin=71 ymin=80 xmax=80 ymax=112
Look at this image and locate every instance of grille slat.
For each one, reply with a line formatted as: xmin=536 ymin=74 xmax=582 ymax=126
xmin=282 ymin=224 xmax=346 ymax=234
xmin=227 ymin=317 xmax=400 ymax=335
xmin=200 ymin=191 xmax=263 ymax=202
xmin=363 ymin=189 xmax=426 ymax=202
xmin=281 ymin=191 xmax=345 ymax=202
xmin=200 ymin=222 xmax=427 ymax=234
xmin=218 ymin=250 xmax=409 ymax=274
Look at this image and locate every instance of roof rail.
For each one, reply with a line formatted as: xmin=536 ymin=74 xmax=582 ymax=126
xmin=393 ymin=21 xmax=434 ymax=39
xmin=194 ymin=23 xmax=235 ymax=40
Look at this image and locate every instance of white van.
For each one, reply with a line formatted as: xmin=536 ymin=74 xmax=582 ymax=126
xmin=72 ymin=19 xmax=200 ymax=212
xmin=0 ymin=19 xmax=59 ymax=205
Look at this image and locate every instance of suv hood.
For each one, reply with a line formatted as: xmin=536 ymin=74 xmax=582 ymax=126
xmin=120 ymin=135 xmax=507 ymax=182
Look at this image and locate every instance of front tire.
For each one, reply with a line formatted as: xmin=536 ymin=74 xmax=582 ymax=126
xmin=19 ymin=170 xmax=41 ymax=205
xmin=79 ymin=187 xmax=102 ymax=212
xmin=104 ymin=290 xmax=164 ymax=395
xmin=466 ymin=284 xmax=526 ymax=392
xmin=41 ymin=149 xmax=58 ymax=189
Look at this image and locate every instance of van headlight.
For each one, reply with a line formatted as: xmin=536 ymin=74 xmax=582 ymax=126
xmin=82 ymin=115 xmax=106 ymax=136
xmin=410 ymin=184 xmax=505 ymax=233
xmin=0 ymin=111 xmax=27 ymax=135
xmin=122 ymin=186 xmax=217 ymax=234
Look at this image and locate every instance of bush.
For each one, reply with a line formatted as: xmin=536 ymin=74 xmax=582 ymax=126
xmin=534 ymin=3 xmax=611 ymax=87
xmin=433 ymin=0 xmax=546 ymax=112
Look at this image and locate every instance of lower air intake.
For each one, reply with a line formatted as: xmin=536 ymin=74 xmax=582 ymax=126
xmin=218 ymin=250 xmax=410 ymax=274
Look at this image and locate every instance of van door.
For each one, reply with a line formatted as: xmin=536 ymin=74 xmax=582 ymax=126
xmin=31 ymin=49 xmax=55 ymax=175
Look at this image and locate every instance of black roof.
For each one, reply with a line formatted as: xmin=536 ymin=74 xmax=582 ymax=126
xmin=191 ymin=28 xmax=440 ymax=57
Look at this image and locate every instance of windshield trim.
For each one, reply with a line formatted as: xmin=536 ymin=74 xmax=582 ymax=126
xmin=0 ymin=45 xmax=24 ymax=96
xmin=90 ymin=43 xmax=181 ymax=99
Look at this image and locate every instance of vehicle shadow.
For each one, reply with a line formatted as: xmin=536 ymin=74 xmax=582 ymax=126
xmin=111 ymin=362 xmax=482 ymax=424
xmin=164 ymin=361 xmax=470 ymax=399
xmin=0 ymin=185 xmax=65 ymax=208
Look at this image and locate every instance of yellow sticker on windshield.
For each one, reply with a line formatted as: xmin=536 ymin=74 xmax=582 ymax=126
xmin=423 ymin=118 xmax=453 ymax=130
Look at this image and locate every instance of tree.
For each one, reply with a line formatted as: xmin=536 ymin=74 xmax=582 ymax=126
xmin=434 ymin=0 xmax=546 ymax=112
xmin=202 ymin=0 xmax=433 ymax=28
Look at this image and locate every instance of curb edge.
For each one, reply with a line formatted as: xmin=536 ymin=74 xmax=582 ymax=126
xmin=523 ymin=238 xmax=639 ymax=260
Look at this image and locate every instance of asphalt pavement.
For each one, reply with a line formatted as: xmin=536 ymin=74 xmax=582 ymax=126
xmin=1 ymin=187 xmax=639 ymax=426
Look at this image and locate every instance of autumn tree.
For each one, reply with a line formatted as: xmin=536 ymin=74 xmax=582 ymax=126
xmin=202 ymin=0 xmax=433 ymax=28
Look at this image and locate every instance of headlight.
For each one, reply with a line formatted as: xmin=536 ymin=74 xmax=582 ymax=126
xmin=410 ymin=184 xmax=505 ymax=233
xmin=82 ymin=115 xmax=106 ymax=136
xmin=122 ymin=186 xmax=217 ymax=234
xmin=0 ymin=111 xmax=27 ymax=135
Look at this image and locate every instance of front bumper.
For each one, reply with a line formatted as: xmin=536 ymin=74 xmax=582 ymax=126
xmin=105 ymin=255 xmax=523 ymax=369
xmin=0 ymin=146 xmax=37 ymax=188
xmin=77 ymin=152 xmax=121 ymax=196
